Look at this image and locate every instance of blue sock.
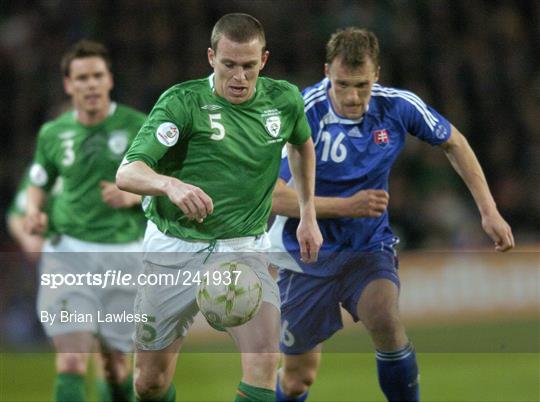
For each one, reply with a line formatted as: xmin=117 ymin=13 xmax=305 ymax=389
xmin=376 ymin=343 xmax=419 ymax=401
xmin=275 ymin=372 xmax=308 ymax=402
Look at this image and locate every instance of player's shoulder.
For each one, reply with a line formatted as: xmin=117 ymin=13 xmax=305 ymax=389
xmin=151 ymin=77 xmax=210 ymax=111
xmin=302 ymin=78 xmax=329 ymax=113
xmin=38 ymin=110 xmax=75 ymax=139
xmin=258 ymin=76 xmax=301 ymax=97
xmin=370 ymin=83 xmax=427 ymax=112
xmin=162 ymin=77 xmax=210 ymax=99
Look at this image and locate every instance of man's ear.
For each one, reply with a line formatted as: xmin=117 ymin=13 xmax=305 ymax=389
xmin=324 ymin=63 xmax=330 ymax=78
xmin=260 ymin=50 xmax=270 ymax=70
xmin=207 ymin=48 xmax=215 ymax=68
xmin=63 ymin=77 xmax=72 ymax=96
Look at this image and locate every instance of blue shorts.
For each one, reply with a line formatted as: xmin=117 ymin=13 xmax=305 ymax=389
xmin=278 ymin=249 xmax=400 ymax=354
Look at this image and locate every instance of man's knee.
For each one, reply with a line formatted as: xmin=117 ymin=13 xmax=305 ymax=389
xmin=134 ymin=370 xmax=169 ymax=400
xmin=363 ymin=309 xmax=403 ymax=335
xmin=102 ymin=352 xmax=130 ymax=384
xmin=56 ymin=353 xmax=88 ymax=375
xmin=282 ymin=366 xmax=317 ymax=396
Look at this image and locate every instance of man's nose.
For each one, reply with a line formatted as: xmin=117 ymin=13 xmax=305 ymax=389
xmin=232 ymin=67 xmax=247 ymax=81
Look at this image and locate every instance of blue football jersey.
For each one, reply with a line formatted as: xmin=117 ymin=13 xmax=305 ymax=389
xmin=268 ymin=79 xmax=451 ymax=276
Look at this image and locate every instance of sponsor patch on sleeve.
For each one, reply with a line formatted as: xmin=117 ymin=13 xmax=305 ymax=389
xmin=29 ymin=163 xmax=48 ymax=187
xmin=156 ymin=122 xmax=180 ymax=147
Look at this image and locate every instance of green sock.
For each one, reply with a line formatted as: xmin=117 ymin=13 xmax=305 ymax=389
xmin=54 ymin=373 xmax=85 ymax=402
xmin=234 ymin=381 xmax=275 ymax=402
xmin=136 ymin=384 xmax=175 ymax=402
xmin=110 ymin=372 xmax=134 ymax=402
xmin=95 ymin=378 xmax=112 ymax=402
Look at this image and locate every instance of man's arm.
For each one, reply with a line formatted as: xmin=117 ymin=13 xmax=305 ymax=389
xmin=116 ymin=161 xmax=213 ymax=222
xmin=272 ymin=179 xmax=389 ymax=219
xmin=25 ymin=185 xmax=48 ymax=235
xmin=100 ymin=180 xmax=142 ymax=208
xmin=286 ymin=139 xmax=323 ymax=262
xmin=8 ymin=214 xmax=44 ymax=261
xmin=440 ymin=125 xmax=514 ymax=251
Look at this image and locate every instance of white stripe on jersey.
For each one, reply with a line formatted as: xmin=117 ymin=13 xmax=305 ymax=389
xmin=303 ymin=78 xmax=328 ymax=104
xmin=372 ymin=85 xmax=438 ymax=130
xmin=304 ymin=94 xmax=326 ymax=112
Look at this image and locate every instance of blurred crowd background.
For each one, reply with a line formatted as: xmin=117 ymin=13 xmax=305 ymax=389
xmin=0 ymin=0 xmax=538 ymax=347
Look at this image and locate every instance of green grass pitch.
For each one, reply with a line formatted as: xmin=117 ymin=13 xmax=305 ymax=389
xmin=1 ymin=319 xmax=538 ymax=401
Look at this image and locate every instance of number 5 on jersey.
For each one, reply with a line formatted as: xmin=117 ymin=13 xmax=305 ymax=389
xmin=209 ymin=113 xmax=225 ymax=141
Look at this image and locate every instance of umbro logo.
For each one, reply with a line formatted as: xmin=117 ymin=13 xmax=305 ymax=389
xmin=201 ymin=104 xmax=222 ymax=111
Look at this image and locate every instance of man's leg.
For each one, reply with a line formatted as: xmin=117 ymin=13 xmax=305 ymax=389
xmin=100 ymin=348 xmax=133 ymax=402
xmin=53 ymin=332 xmax=95 ymax=402
xmin=133 ymin=337 xmax=182 ymax=402
xmin=227 ymin=302 xmax=280 ymax=402
xmin=91 ymin=347 xmax=113 ymax=402
xmin=276 ymin=346 xmax=321 ymax=402
xmin=357 ymin=278 xmax=419 ymax=401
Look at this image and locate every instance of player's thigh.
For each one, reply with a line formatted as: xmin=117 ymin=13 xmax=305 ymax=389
xmin=339 ymin=250 xmax=400 ymax=322
xmin=37 ymin=243 xmax=100 ymax=337
xmin=134 ymin=260 xmax=199 ymax=351
xmin=279 ymin=270 xmax=343 ymax=354
xmin=96 ymin=251 xmax=143 ymax=353
xmin=356 ymin=278 xmax=400 ymax=326
xmin=227 ymin=301 xmax=280 ymax=352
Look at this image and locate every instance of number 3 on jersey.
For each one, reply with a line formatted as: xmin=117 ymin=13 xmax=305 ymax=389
xmin=320 ymin=131 xmax=347 ymax=163
xmin=61 ymin=139 xmax=75 ymax=166
xmin=209 ymin=113 xmax=225 ymax=141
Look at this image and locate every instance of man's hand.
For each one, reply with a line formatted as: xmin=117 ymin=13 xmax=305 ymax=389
xmin=24 ymin=210 xmax=48 ymax=235
xmin=164 ymin=179 xmax=214 ymax=223
xmin=342 ymin=189 xmax=389 ymax=218
xmin=296 ymin=216 xmax=323 ymax=263
xmin=481 ymin=212 xmax=515 ymax=252
xmin=100 ymin=181 xmax=141 ymax=208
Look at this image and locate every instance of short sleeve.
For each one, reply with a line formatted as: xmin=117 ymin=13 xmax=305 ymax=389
xmin=287 ymin=87 xmax=312 ymax=145
xmin=398 ymin=90 xmax=451 ymax=145
xmin=29 ymin=127 xmax=58 ymax=192
xmin=124 ymin=89 xmax=190 ymax=168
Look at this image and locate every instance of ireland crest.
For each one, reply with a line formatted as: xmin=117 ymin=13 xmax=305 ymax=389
xmin=265 ymin=115 xmax=281 ymax=138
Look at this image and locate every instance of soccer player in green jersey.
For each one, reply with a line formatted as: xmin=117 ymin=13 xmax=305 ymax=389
xmin=25 ymin=40 xmax=147 ymax=402
xmin=116 ymin=13 xmax=323 ymax=402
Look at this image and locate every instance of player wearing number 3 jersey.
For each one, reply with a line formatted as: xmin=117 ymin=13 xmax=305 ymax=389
xmin=25 ymin=40 xmax=147 ymax=402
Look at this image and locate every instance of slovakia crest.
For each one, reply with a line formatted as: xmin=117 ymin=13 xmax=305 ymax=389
xmin=265 ymin=115 xmax=281 ymax=138
xmin=373 ymin=129 xmax=390 ymax=147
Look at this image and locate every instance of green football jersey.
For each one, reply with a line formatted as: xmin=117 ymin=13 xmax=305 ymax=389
xmin=29 ymin=103 xmax=147 ymax=243
xmin=125 ymin=75 xmax=311 ymax=240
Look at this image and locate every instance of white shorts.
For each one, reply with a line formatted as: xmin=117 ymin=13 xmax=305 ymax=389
xmin=37 ymin=235 xmax=143 ymax=352
xmin=135 ymin=220 xmax=279 ymax=351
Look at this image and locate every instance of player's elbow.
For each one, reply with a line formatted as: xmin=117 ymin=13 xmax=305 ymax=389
xmin=115 ymin=164 xmax=131 ymax=192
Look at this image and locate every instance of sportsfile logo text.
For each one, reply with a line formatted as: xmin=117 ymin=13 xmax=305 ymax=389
xmin=40 ymin=269 xmax=242 ymax=289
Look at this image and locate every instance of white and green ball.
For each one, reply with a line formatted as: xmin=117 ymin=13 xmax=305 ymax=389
xmin=196 ymin=260 xmax=262 ymax=330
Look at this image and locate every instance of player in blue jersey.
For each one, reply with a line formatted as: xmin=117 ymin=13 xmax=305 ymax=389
xmin=270 ymin=28 xmax=514 ymax=402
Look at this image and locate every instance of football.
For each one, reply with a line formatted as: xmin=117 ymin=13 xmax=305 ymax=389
xmin=196 ymin=260 xmax=263 ymax=330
